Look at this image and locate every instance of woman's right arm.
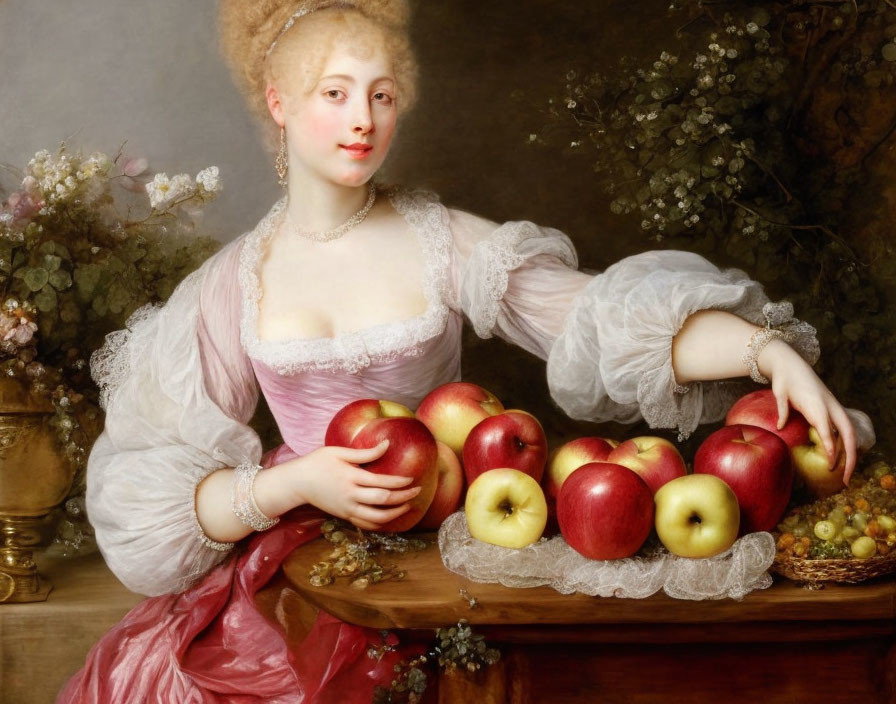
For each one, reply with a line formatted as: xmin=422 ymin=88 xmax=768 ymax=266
xmin=195 ymin=441 xmax=422 ymax=543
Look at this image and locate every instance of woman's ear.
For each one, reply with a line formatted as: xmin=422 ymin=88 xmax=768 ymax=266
xmin=265 ymin=84 xmax=286 ymax=127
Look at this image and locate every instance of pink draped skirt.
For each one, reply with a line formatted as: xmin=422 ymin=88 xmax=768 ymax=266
xmin=57 ymin=445 xmax=432 ymax=704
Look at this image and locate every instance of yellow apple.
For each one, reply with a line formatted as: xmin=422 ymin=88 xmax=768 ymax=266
xmin=416 ymin=381 xmax=504 ymax=457
xmin=654 ymin=474 xmax=740 ymax=558
xmin=544 ymin=436 xmax=619 ymax=502
xmin=464 ymin=468 xmax=547 ymax=549
xmin=791 ymin=427 xmax=847 ymax=499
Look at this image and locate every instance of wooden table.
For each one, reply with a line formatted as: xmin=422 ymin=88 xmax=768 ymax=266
xmin=280 ymin=536 xmax=896 ymax=703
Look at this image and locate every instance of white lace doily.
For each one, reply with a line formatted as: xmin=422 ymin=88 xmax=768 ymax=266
xmin=438 ymin=511 xmax=775 ymax=601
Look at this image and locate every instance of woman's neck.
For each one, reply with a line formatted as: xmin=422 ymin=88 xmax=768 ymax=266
xmin=283 ymin=171 xmax=371 ymax=233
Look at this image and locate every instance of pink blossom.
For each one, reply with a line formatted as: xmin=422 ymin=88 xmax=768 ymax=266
xmin=7 ymin=320 xmax=37 ymax=345
xmin=123 ymin=157 xmax=149 ymax=177
xmin=7 ymin=191 xmax=43 ymax=220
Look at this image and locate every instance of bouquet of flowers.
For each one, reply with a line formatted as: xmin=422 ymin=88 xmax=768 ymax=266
xmin=0 ymin=143 xmax=223 ymax=556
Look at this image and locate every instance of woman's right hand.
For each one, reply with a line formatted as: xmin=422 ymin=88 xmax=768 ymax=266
xmin=289 ymin=440 xmax=422 ymax=530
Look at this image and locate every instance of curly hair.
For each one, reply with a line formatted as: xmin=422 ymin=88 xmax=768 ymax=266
xmin=218 ymin=0 xmax=417 ymax=151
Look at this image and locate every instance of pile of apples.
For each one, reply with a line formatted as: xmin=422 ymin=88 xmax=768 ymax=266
xmin=324 ymin=382 xmax=853 ymax=562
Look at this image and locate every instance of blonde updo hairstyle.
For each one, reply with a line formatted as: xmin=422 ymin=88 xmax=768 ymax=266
xmin=219 ymin=0 xmax=417 ymax=152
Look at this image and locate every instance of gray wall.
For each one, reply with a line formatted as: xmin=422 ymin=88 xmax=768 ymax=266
xmin=0 ymin=1 xmax=275 ymax=237
xmin=0 ymin=0 xmax=654 ymax=268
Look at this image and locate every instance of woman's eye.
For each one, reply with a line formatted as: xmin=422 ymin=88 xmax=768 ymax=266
xmin=373 ymin=92 xmax=393 ymax=104
xmin=325 ymin=90 xmax=344 ymax=100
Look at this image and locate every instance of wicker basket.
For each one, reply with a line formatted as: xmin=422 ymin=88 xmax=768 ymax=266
xmin=772 ymin=550 xmax=896 ymax=586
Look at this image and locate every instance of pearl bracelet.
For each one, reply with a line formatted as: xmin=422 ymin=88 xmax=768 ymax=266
xmin=231 ymin=461 xmax=280 ymax=532
xmin=197 ymin=524 xmax=236 ymax=552
xmin=743 ymin=327 xmax=792 ymax=384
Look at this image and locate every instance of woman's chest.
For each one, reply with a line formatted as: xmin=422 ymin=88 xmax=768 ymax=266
xmin=255 ymin=227 xmax=430 ymax=342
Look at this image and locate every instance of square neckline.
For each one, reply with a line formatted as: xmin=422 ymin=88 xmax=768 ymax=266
xmin=254 ymin=194 xmax=427 ymax=345
xmin=237 ymin=187 xmax=454 ymax=375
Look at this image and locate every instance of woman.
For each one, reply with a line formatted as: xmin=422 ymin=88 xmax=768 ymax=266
xmin=59 ymin=1 xmax=873 ymax=702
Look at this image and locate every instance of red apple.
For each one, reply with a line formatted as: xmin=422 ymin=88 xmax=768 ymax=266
xmin=415 ymin=440 xmax=465 ymax=530
xmin=725 ymin=389 xmax=810 ymax=449
xmin=349 ymin=417 xmax=439 ymax=533
xmin=416 ymin=382 xmax=504 ymax=457
xmin=557 ymin=462 xmax=654 ymax=560
xmin=693 ymin=424 xmax=793 ymax=535
xmin=462 ymin=409 xmax=548 ymax=484
xmin=325 ymin=398 xmax=415 ymax=447
xmin=606 ymin=436 xmax=687 ymax=495
xmin=544 ymin=436 xmax=619 ymax=503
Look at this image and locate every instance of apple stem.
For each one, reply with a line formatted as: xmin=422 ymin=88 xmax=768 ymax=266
xmin=688 ymin=513 xmax=702 ymax=524
xmin=499 ymin=500 xmax=515 ymax=518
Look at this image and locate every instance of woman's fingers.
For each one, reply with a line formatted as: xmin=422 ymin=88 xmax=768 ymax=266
xmin=329 ymin=440 xmax=391 ymax=464
xmin=774 ymin=390 xmax=790 ymax=430
xmin=829 ymin=403 xmax=857 ymax=484
xmin=802 ymin=405 xmax=836 ymax=463
xmin=353 ymin=468 xmax=416 ymax=489
xmin=348 ymin=517 xmax=383 ymax=531
xmin=350 ymin=502 xmax=411 ymax=527
xmin=353 ymin=485 xmax=422 ymax=506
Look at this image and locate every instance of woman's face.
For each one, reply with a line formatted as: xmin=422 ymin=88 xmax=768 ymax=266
xmin=274 ymin=43 xmax=398 ymax=189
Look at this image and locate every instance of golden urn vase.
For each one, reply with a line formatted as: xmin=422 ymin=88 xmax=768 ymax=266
xmin=0 ymin=377 xmax=74 ymax=603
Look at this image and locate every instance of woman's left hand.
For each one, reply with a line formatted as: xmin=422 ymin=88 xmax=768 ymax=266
xmin=759 ymin=338 xmax=857 ymax=484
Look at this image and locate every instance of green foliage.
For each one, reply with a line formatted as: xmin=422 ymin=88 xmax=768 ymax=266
xmin=0 ymin=143 xmax=223 ymax=555
xmin=534 ymin=0 xmax=896 ymax=455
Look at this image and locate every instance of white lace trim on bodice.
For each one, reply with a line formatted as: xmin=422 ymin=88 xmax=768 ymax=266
xmin=238 ymin=188 xmax=454 ymax=375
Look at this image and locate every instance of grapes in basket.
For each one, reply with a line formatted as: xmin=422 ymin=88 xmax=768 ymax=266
xmin=774 ymin=460 xmax=896 ymax=561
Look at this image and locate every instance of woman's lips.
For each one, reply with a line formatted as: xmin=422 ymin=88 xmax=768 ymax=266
xmin=342 ymin=144 xmax=373 ymax=159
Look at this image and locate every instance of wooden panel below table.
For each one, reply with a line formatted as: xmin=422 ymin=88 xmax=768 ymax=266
xmin=438 ymin=638 xmax=895 ymax=704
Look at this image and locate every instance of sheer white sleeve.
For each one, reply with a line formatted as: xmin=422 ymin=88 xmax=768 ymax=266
xmin=446 ymin=207 xmax=590 ymax=360
xmin=446 ymin=208 xmax=827 ymax=442
xmin=86 ymin=241 xmax=262 ymax=596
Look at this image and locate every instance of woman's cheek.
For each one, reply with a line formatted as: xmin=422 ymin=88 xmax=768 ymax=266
xmin=304 ymin=106 xmax=341 ymax=142
xmin=377 ymin=112 xmax=398 ymax=149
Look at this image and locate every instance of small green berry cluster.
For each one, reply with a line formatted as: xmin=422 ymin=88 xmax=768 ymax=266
xmin=371 ymin=620 xmax=501 ymax=704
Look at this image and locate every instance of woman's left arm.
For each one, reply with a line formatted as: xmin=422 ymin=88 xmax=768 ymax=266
xmin=445 ymin=205 xmax=874 ymax=481
xmin=671 ymin=309 xmax=858 ymax=481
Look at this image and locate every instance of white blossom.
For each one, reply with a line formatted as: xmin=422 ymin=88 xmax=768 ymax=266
xmin=146 ymin=173 xmax=174 ymax=209
xmin=196 ymin=166 xmax=221 ymax=194
xmin=168 ymin=174 xmax=195 ymax=200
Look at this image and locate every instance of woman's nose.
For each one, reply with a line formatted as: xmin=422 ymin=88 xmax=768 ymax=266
xmin=352 ymin=101 xmax=374 ymax=134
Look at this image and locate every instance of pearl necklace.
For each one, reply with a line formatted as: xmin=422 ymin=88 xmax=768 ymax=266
xmin=283 ymin=184 xmax=377 ymax=243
